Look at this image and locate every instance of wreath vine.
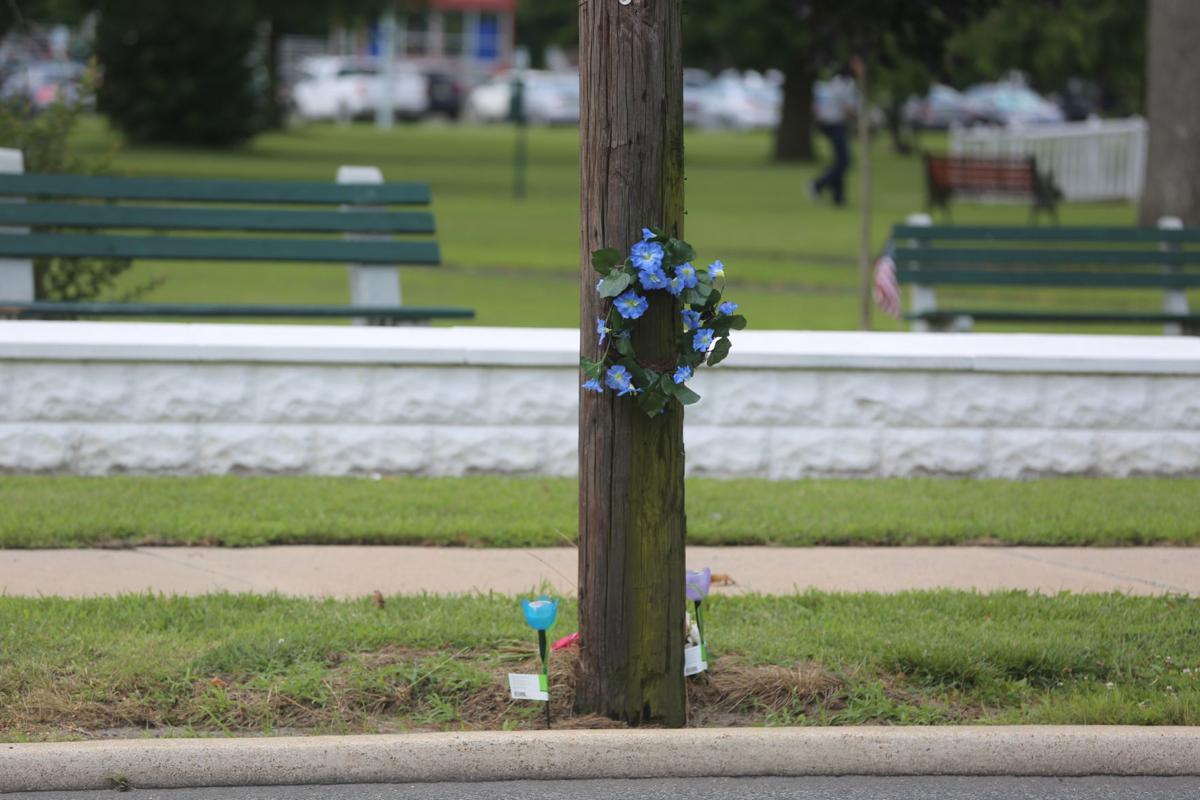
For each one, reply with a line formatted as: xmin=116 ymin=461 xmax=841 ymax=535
xmin=580 ymin=226 xmax=746 ymax=417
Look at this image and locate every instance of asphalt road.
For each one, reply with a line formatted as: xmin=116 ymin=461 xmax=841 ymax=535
xmin=8 ymin=777 xmax=1200 ymax=800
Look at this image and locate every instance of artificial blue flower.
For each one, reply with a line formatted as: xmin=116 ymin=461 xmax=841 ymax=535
xmin=614 ymin=290 xmax=649 ymax=320
xmin=718 ymin=301 xmax=739 ymax=316
xmin=604 ymin=364 xmax=640 ymax=396
xmin=631 ymin=241 xmax=665 ymax=272
xmin=708 ymin=260 xmax=725 ymax=279
xmin=596 ymin=316 xmax=609 ymax=345
xmin=582 ymin=378 xmax=603 ymax=393
xmin=693 ymin=328 xmax=715 ymax=352
xmin=667 ymin=275 xmax=685 ymax=297
xmin=673 ymin=365 xmax=692 ymax=384
xmin=638 ymin=266 xmax=670 ymax=291
xmin=641 ymin=227 xmax=656 ymax=242
xmin=681 ymin=308 xmax=702 ymax=331
xmin=676 ymin=262 xmax=698 ymax=289
xmin=522 ymin=596 xmax=558 ymax=631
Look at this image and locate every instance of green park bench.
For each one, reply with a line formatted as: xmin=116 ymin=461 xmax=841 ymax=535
xmin=0 ymin=164 xmax=474 ymax=324
xmin=891 ymin=218 xmax=1200 ymax=335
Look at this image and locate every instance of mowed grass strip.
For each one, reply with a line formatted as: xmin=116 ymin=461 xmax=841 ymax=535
xmin=2 ymin=476 xmax=1199 ymax=548
xmin=1 ymin=591 xmax=1197 ymax=741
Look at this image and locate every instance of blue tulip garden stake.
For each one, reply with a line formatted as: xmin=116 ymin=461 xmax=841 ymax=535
xmin=519 ymin=596 xmax=558 ymax=728
xmin=685 ymin=568 xmax=712 ymax=676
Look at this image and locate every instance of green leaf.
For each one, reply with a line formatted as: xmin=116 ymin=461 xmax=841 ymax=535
xmin=598 ymin=270 xmax=632 ymax=298
xmin=614 ymin=335 xmax=634 ymax=357
xmin=674 ymin=384 xmax=701 ymax=405
xmin=591 ymin=248 xmax=623 ymax=274
xmin=707 ymin=337 xmax=732 ymax=367
xmin=703 ymin=288 xmax=723 ymax=312
xmin=637 ymin=388 xmax=669 ymax=417
xmin=695 ymin=282 xmax=713 ymax=300
xmin=579 ymin=357 xmax=603 ymax=379
xmin=725 ymin=314 xmax=747 ymax=331
xmin=683 ymin=288 xmax=704 ymax=306
xmin=666 ymin=239 xmax=696 ymax=266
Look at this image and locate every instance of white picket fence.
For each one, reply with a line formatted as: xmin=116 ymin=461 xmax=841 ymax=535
xmin=949 ymin=117 xmax=1147 ymax=202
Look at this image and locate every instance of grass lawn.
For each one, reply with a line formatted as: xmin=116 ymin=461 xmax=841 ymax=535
xmin=1 ymin=591 xmax=1196 ymax=741
xmin=2 ymin=476 xmax=1199 ymax=548
xmin=65 ymin=117 xmax=1185 ymax=334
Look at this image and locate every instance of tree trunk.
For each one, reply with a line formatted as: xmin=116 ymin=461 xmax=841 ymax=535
xmin=1138 ymin=0 xmax=1200 ymax=225
xmin=577 ymin=0 xmax=687 ymax=728
xmin=264 ymin=22 xmax=286 ymax=131
xmin=774 ymin=56 xmax=815 ymax=162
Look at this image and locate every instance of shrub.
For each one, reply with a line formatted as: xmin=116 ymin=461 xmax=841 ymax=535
xmin=94 ymin=1 xmax=266 ymax=147
xmin=0 ymin=66 xmax=145 ymax=303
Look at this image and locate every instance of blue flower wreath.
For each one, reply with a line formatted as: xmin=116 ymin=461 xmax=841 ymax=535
xmin=580 ymin=227 xmax=746 ymax=417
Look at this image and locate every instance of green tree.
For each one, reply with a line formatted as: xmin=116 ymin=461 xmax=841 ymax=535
xmin=0 ymin=69 xmax=152 ymax=304
xmin=684 ymin=1 xmax=992 ymax=163
xmin=946 ymin=0 xmax=1146 ymax=115
xmin=94 ymin=0 xmax=265 ymax=146
xmin=516 ymin=0 xmax=577 ymax=68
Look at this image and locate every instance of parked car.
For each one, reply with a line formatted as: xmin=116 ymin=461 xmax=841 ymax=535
xmin=694 ymin=71 xmax=780 ymax=131
xmin=0 ymin=60 xmax=85 ymax=111
xmin=963 ymin=82 xmax=1065 ymax=126
xmin=291 ymin=56 xmax=429 ymax=121
xmin=424 ymin=70 xmax=465 ymax=120
xmin=463 ymin=70 xmax=579 ymax=125
xmin=525 ymin=72 xmax=578 ymax=125
xmin=902 ymin=83 xmax=974 ymax=130
xmin=462 ymin=72 xmax=512 ymax=122
xmin=1054 ymin=78 xmax=1102 ymax=122
xmin=683 ymin=68 xmax=711 ymax=127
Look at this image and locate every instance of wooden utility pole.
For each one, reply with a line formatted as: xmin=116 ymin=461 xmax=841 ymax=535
xmin=577 ymin=0 xmax=687 ymax=727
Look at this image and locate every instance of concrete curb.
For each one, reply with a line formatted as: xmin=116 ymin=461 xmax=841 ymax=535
xmin=4 ymin=727 xmax=1200 ymax=792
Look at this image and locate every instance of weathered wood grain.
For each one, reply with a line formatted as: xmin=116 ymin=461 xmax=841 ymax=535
xmin=577 ymin=0 xmax=687 ymax=727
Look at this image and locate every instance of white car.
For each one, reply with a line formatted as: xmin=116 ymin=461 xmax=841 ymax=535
xmin=464 ymin=71 xmax=579 ymax=125
xmin=291 ymin=56 xmax=429 ymax=122
xmin=694 ymin=72 xmax=781 ymax=131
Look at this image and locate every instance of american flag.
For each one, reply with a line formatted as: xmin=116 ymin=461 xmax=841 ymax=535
xmin=873 ymin=248 xmax=902 ymax=319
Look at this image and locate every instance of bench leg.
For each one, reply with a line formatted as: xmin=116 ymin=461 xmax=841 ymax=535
xmin=1160 ymin=216 xmax=1187 ymax=335
xmin=338 ymin=165 xmax=406 ymax=327
xmin=0 ymin=148 xmax=32 ymax=304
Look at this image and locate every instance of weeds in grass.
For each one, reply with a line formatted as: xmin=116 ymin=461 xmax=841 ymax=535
xmin=2 ymin=591 xmax=1197 ymax=741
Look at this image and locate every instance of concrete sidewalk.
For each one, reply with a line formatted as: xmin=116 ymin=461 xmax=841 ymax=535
xmin=1 ymin=545 xmax=1196 ymax=597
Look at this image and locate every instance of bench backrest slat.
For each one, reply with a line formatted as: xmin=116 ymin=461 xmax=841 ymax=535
xmin=893 ymin=246 xmax=1200 ymax=267
xmin=892 ymin=268 xmax=1200 ymax=288
xmin=0 ymin=173 xmax=431 ymax=205
xmin=0 ymin=203 xmax=435 ymax=234
xmin=0 ymin=233 xmax=439 ymax=265
xmin=893 ymin=225 xmax=1200 ymax=244
xmin=926 ymin=155 xmax=1035 ymax=193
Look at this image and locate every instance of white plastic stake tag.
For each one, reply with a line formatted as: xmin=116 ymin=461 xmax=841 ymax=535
xmin=683 ymin=645 xmax=708 ymax=676
xmin=508 ymin=673 xmax=549 ymax=702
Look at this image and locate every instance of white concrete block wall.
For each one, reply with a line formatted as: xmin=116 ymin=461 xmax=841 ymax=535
xmin=1 ymin=322 xmax=1198 ymax=478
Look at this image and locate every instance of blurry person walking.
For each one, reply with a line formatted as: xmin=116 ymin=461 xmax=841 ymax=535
xmin=809 ymin=65 xmax=858 ymax=207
